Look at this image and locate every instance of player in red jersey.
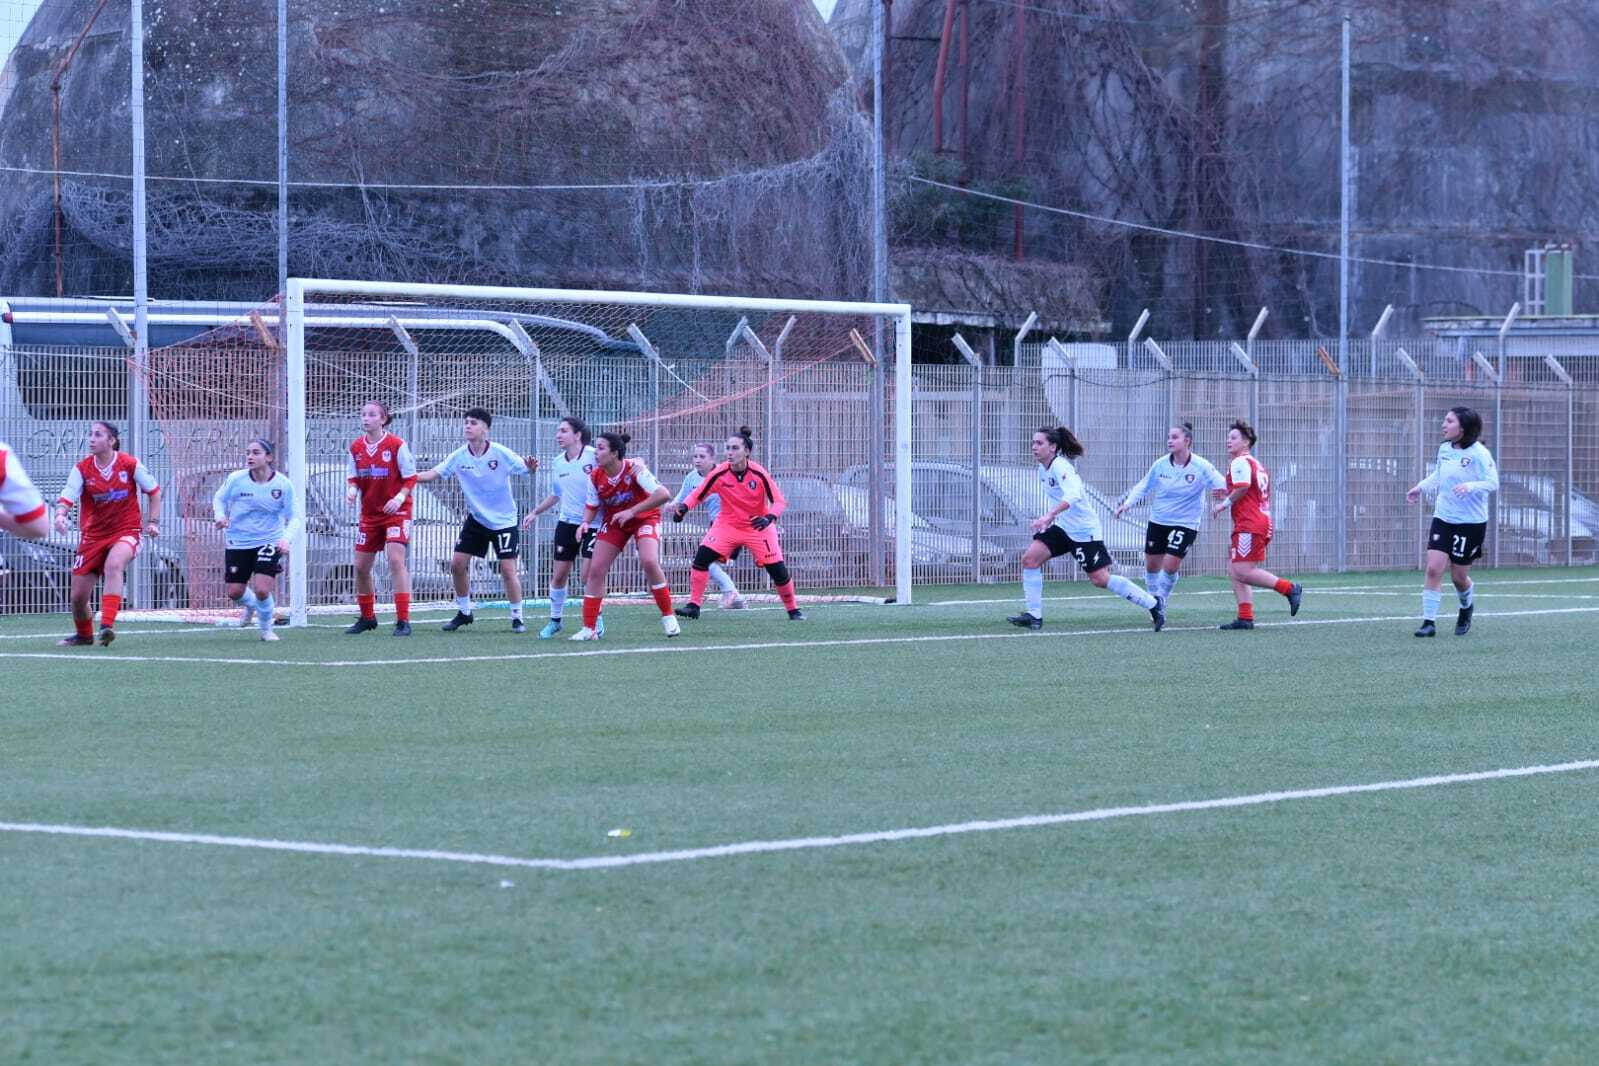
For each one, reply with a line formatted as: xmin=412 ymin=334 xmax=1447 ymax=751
xmin=343 ymin=400 xmax=418 ymax=636
xmin=0 ymin=441 xmax=50 ymax=540
xmin=51 ymin=421 xmax=161 ymax=646
xmin=670 ymin=425 xmax=804 ymax=621
xmin=1209 ymin=420 xmax=1302 ymax=630
xmin=570 ymin=431 xmax=678 ymax=640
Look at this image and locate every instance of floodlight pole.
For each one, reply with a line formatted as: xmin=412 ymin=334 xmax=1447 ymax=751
xmin=277 ymin=0 xmax=288 ymax=331
xmin=1335 ymin=12 xmax=1351 ymax=572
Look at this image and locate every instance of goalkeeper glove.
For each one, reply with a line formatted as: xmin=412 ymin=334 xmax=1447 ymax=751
xmin=750 ymin=515 xmax=776 ymax=531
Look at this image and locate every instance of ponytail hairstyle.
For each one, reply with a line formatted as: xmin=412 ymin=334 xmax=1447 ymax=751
xmin=597 ymin=430 xmax=630 ymax=459
xmin=92 ymin=420 xmax=121 ymax=450
xmin=1449 ymin=406 xmax=1482 ymax=448
xmin=1230 ymin=419 xmax=1257 ymax=447
xmin=363 ymin=400 xmax=394 ymax=427
xmin=1038 ymin=425 xmax=1085 ymax=459
xmin=248 ymin=437 xmax=276 ymax=458
xmin=692 ymin=441 xmax=717 ymax=461
xmin=560 ymin=416 xmax=592 ymax=446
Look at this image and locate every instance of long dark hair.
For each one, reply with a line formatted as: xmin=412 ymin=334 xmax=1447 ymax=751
xmin=561 ymin=416 xmax=592 ymax=446
xmin=1038 ymin=425 xmax=1085 ymax=459
xmin=1449 ymin=406 xmax=1482 ymax=448
xmin=597 ymin=431 xmax=630 ymax=459
xmin=1230 ymin=420 xmax=1257 ymax=447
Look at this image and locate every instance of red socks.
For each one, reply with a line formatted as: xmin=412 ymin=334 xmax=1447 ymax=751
xmin=689 ymin=569 xmax=710 ymax=607
xmin=1274 ymin=578 xmax=1294 ymax=596
xmin=75 ymin=617 xmax=93 ymax=639
xmin=357 ymin=594 xmax=376 ymax=620
xmin=395 ymin=593 xmax=411 ymax=623
xmin=583 ymin=596 xmax=602 ymax=628
xmin=1238 ymin=602 xmax=1255 ymax=622
xmin=775 ymin=581 xmax=798 ymax=611
xmin=651 ymin=583 xmax=674 ymax=617
xmin=100 ymin=593 xmax=122 ymax=628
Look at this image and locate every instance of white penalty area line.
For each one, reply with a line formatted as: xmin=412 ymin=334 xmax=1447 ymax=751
xmin=1 ymin=605 xmax=1598 ymax=668
xmin=5 ymin=758 xmax=1596 ymax=873
xmin=925 ymin=575 xmax=1599 ymax=608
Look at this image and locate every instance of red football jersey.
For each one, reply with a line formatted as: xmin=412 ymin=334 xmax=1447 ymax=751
xmin=1226 ymin=454 xmax=1273 ymax=537
xmin=585 ymin=458 xmax=663 ymax=525
xmin=59 ymin=452 xmax=158 ymax=541
xmin=0 ymin=443 xmax=47 ymax=524
xmin=346 ymin=433 xmax=417 ymax=521
xmin=684 ymin=460 xmax=787 ymax=528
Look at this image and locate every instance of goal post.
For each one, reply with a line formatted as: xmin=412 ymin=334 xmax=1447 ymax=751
xmin=283 ymin=278 xmax=914 ymax=626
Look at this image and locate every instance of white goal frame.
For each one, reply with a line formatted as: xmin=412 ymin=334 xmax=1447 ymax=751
xmin=283 ymin=278 xmax=915 ymax=625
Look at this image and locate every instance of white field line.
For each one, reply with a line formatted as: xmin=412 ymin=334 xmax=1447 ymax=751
xmin=4 ymin=758 xmax=1596 ymax=873
xmin=0 ymin=626 xmax=218 ymax=641
xmin=1 ymin=605 xmax=1596 ymax=668
xmin=924 ymin=575 xmax=1599 ymax=608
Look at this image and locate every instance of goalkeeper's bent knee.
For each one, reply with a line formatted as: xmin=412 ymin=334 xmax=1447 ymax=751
xmin=764 ymin=561 xmax=791 ymax=587
xmin=691 ymin=546 xmax=723 ymax=572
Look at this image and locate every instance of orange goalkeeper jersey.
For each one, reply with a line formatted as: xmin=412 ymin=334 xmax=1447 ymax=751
xmin=684 ymin=460 xmax=786 ymax=528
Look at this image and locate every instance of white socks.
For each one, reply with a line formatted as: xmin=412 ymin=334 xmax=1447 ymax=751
xmin=549 ymin=586 xmax=567 ymax=620
xmin=1421 ymin=588 xmax=1441 ymax=621
xmin=709 ymin=562 xmax=738 ymax=595
xmin=255 ymin=594 xmax=274 ymax=633
xmin=1022 ymin=568 xmax=1044 ymax=617
xmin=1459 ymin=581 xmax=1474 ymax=608
xmin=455 ymin=595 xmax=474 ymax=615
xmin=1108 ymin=574 xmax=1157 ymax=609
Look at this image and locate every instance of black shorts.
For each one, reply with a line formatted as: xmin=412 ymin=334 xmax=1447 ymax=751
xmin=455 ymin=515 xmax=520 ymax=560
xmin=1033 ymin=526 xmax=1113 ymax=573
xmin=225 ymin=545 xmax=283 ymax=582
xmin=552 ymin=520 xmax=596 ymax=562
xmin=1428 ymin=518 xmax=1487 ymax=566
xmin=1145 ymin=522 xmax=1199 ymax=559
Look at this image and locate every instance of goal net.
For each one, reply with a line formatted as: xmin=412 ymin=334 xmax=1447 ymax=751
xmin=132 ymin=281 xmax=912 ymax=625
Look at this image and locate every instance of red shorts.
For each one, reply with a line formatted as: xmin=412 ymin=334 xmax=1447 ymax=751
xmin=1229 ymin=530 xmax=1271 ymax=564
xmin=356 ymin=517 xmax=411 ymax=552
xmin=594 ymin=511 xmax=662 ymax=551
xmin=73 ymin=532 xmax=141 ymax=576
xmin=701 ymin=522 xmax=783 ymax=566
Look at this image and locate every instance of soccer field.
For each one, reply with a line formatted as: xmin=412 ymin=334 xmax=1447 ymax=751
xmin=4 ymin=567 xmax=1598 ymax=1063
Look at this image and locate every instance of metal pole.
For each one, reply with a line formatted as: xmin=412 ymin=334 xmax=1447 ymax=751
xmin=869 ymin=0 xmax=888 ymax=588
xmin=277 ymin=0 xmax=288 ymax=328
xmin=1336 ymin=12 xmax=1351 ymax=571
xmin=129 ymin=0 xmax=152 ymax=608
xmin=1492 ymin=306 xmax=1518 ymax=568
xmin=952 ymin=334 xmax=983 ymax=584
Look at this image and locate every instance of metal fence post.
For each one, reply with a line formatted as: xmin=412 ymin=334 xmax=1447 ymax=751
xmin=770 ymin=316 xmax=795 ymax=470
xmin=953 ymin=333 xmax=983 ymax=583
xmin=1394 ymin=346 xmax=1425 ymax=569
xmin=1127 ymin=309 xmax=1150 ymax=370
xmin=1543 ymin=354 xmax=1575 ymax=566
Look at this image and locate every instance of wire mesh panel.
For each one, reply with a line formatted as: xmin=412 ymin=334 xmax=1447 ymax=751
xmin=1346 ymin=378 xmax=1421 ymax=570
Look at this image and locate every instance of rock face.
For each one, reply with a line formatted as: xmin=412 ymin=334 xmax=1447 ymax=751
xmin=0 ymin=0 xmax=869 ymax=301
xmin=834 ymin=0 xmax=1599 ymax=336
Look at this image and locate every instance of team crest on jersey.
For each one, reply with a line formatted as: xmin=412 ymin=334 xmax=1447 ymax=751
xmin=488 ymin=459 xmax=499 ymax=470
xmin=747 ymin=478 xmax=758 ymax=491
xmin=583 ymin=463 xmax=594 ymax=473
xmin=118 ymin=471 xmax=128 ymax=482
xmin=1185 ymin=473 xmax=1196 ymax=483
xmin=1049 ymin=478 xmax=1058 ymax=486
xmin=271 ymin=489 xmax=282 ymax=499
xmin=1461 ymin=457 xmax=1472 ymax=467
xmin=382 ymin=450 xmax=393 ymax=462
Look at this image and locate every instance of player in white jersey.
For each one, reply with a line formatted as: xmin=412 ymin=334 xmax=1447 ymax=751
xmin=522 ymin=416 xmax=602 ymax=639
xmin=1406 ymin=406 xmax=1498 ymax=637
xmin=669 ymin=442 xmax=745 ymax=610
xmin=0 ymin=441 xmax=49 ymax=540
xmin=213 ymin=439 xmax=298 ymax=641
xmin=1007 ymin=426 xmax=1164 ymax=632
xmin=1115 ymin=422 xmax=1226 ymax=609
xmin=416 ymin=408 xmax=536 ymax=633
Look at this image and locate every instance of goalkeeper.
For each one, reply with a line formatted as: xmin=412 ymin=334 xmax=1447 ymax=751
xmin=671 ymin=426 xmax=804 ymax=622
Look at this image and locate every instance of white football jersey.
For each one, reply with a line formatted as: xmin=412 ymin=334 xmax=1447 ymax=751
xmin=1040 ymin=456 xmax=1102 ymax=542
xmin=549 ymin=445 xmax=598 ymax=524
xmin=1420 ymin=441 xmax=1498 ymax=524
xmin=432 ymin=441 xmax=528 ymax=531
xmin=1123 ymin=453 xmax=1227 ymax=528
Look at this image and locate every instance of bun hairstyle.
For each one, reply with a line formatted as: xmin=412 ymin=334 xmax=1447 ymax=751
xmin=1178 ymin=421 xmax=1194 ymax=442
xmin=561 ymin=416 xmax=593 ymax=446
xmin=93 ymin=420 xmax=121 ymax=450
xmin=248 ymin=437 xmax=275 ymax=457
xmin=1230 ymin=419 xmax=1257 ymax=447
xmin=364 ymin=400 xmax=394 ymax=427
xmin=1038 ymin=425 xmax=1085 ymax=459
xmin=1448 ymin=406 xmax=1482 ymax=448
xmin=597 ymin=430 xmax=630 ymax=458
xmin=732 ymin=425 xmax=755 ymax=452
